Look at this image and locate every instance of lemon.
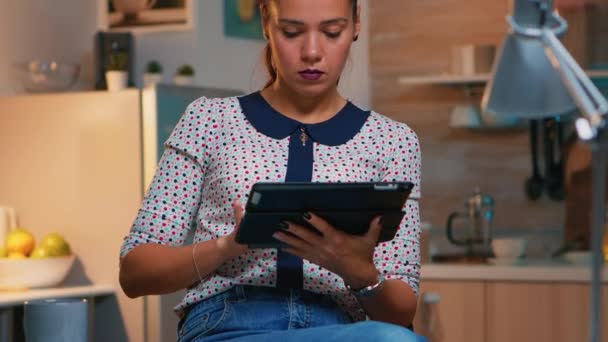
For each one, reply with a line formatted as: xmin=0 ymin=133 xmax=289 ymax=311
xmin=39 ymin=233 xmax=71 ymax=257
xmin=0 ymin=246 xmax=6 ymax=258
xmin=7 ymin=251 xmax=27 ymax=259
xmin=5 ymin=228 xmax=35 ymax=256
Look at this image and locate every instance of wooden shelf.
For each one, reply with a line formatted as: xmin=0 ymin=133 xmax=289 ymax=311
xmin=398 ymin=70 xmax=608 ymax=87
xmin=398 ymin=73 xmax=490 ymax=86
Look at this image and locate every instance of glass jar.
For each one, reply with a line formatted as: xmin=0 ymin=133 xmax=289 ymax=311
xmin=418 ymin=292 xmax=444 ymax=342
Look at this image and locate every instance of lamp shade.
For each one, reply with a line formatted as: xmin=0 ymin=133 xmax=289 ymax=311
xmin=482 ymin=33 xmax=577 ymax=118
xmin=482 ymin=0 xmax=578 ymax=118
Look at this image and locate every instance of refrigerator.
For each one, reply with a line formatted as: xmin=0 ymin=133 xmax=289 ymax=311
xmin=140 ymin=84 xmax=242 ymax=342
xmin=0 ymin=84 xmax=242 ymax=342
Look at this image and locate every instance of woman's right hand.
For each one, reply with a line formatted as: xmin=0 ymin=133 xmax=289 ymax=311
xmin=216 ymin=200 xmax=249 ymax=259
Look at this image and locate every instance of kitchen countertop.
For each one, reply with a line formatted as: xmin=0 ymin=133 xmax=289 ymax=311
xmin=421 ymin=260 xmax=608 ymax=283
xmin=0 ymin=284 xmax=115 ymax=307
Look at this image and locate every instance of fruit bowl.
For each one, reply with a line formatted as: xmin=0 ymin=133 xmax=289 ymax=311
xmin=11 ymin=61 xmax=80 ymax=93
xmin=0 ymin=255 xmax=75 ymax=290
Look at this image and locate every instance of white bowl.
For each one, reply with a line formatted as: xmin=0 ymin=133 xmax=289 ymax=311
xmin=0 ymin=255 xmax=75 ymax=289
xmin=563 ymin=251 xmax=592 ymax=265
xmin=492 ymin=238 xmax=527 ymax=259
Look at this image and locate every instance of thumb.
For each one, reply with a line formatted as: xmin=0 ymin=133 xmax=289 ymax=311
xmin=365 ymin=216 xmax=382 ymax=244
xmin=232 ymin=200 xmax=244 ymax=227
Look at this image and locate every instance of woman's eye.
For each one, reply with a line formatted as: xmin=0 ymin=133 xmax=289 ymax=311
xmin=282 ymin=30 xmax=301 ymax=38
xmin=325 ymin=31 xmax=342 ymax=39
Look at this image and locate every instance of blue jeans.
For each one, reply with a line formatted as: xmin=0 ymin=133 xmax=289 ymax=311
xmin=177 ymin=286 xmax=426 ymax=342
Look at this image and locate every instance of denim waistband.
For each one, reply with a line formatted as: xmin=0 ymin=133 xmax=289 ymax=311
xmin=188 ymin=285 xmax=334 ymax=311
xmin=178 ymin=285 xmax=355 ymax=341
xmin=179 ymin=285 xmax=347 ymax=329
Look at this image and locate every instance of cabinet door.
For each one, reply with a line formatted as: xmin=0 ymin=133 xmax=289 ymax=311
xmin=554 ymin=284 xmax=608 ymax=342
xmin=486 ymin=283 xmax=608 ymax=342
xmin=486 ymin=283 xmax=556 ymax=342
xmin=414 ymin=280 xmax=485 ymax=342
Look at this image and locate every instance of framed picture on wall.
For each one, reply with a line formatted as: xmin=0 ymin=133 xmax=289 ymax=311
xmin=224 ymin=0 xmax=264 ymax=40
xmin=97 ymin=0 xmax=195 ymax=33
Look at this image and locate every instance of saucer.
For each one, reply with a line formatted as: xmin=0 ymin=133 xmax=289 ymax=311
xmin=487 ymin=257 xmax=524 ymax=266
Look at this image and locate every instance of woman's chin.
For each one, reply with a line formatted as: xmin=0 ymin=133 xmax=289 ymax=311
xmin=292 ymin=82 xmax=334 ymax=98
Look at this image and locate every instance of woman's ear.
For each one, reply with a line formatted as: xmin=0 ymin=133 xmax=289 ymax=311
xmin=259 ymin=1 xmax=270 ymax=40
xmin=353 ymin=3 xmax=361 ymax=42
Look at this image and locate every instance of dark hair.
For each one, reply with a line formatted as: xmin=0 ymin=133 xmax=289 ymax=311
xmin=261 ymin=0 xmax=358 ymax=89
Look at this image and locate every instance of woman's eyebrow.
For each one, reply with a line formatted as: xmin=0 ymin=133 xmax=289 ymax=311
xmin=320 ymin=18 xmax=348 ymax=25
xmin=277 ymin=18 xmax=348 ymax=26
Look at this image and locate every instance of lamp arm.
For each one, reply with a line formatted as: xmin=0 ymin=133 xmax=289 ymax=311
xmin=537 ymin=13 xmax=608 ymax=342
xmin=542 ymin=29 xmax=608 ymax=119
xmin=541 ymin=31 xmax=601 ymax=120
xmin=504 ymin=7 xmax=607 ymax=341
xmin=544 ymin=27 xmax=608 ymax=342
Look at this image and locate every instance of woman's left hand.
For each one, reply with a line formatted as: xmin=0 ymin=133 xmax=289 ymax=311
xmin=272 ymin=213 xmax=382 ymax=289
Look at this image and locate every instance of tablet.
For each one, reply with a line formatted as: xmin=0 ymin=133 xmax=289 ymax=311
xmin=235 ymin=182 xmax=414 ymax=248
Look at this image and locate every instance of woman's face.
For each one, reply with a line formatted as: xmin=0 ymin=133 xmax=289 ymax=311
xmin=264 ymin=0 xmax=360 ymax=97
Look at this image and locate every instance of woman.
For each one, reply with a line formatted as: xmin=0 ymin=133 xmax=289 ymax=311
xmin=119 ymin=0 xmax=423 ymax=341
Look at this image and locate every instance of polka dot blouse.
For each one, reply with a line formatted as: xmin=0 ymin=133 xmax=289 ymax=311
xmin=120 ymin=92 xmax=422 ymax=321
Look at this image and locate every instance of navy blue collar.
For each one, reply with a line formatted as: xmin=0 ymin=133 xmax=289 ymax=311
xmin=238 ymin=92 xmax=370 ymax=146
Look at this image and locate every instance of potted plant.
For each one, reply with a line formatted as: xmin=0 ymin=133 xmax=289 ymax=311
xmin=174 ymin=64 xmax=195 ymax=86
xmin=105 ymin=49 xmax=129 ymax=91
xmin=143 ymin=60 xmax=163 ymax=87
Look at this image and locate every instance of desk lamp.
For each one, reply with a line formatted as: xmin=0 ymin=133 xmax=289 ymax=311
xmin=482 ymin=1 xmax=607 ymax=341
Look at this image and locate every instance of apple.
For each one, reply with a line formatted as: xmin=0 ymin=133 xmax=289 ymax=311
xmin=39 ymin=233 xmax=71 ymax=257
xmin=30 ymin=246 xmax=53 ymax=259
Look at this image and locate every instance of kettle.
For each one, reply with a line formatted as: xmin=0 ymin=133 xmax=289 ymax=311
xmin=446 ymin=189 xmax=494 ymax=255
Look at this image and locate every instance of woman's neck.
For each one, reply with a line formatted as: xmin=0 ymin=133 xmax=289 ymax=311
xmin=260 ymin=82 xmax=346 ymax=124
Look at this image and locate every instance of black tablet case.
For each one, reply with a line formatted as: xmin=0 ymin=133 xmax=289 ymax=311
xmin=235 ymin=182 xmax=414 ymax=248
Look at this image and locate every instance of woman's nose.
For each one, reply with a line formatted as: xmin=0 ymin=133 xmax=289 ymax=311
xmin=301 ymin=33 xmax=323 ymax=64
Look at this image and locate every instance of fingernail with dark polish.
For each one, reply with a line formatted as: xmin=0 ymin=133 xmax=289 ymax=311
xmin=278 ymin=222 xmax=289 ymax=230
xmin=303 ymin=212 xmax=312 ymax=220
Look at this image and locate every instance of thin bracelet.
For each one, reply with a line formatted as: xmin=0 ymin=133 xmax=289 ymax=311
xmin=192 ymin=243 xmax=203 ymax=283
xmin=346 ymin=272 xmax=386 ymax=298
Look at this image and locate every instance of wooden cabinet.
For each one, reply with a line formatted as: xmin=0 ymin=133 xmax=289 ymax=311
xmin=486 ymin=283 xmax=608 ymax=342
xmin=415 ymin=280 xmax=608 ymax=342
xmin=553 ymin=284 xmax=608 ymax=342
xmin=486 ymin=283 xmax=556 ymax=342
xmin=414 ymin=281 xmax=485 ymax=342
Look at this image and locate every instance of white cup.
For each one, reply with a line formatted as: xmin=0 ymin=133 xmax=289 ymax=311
xmin=492 ymin=238 xmax=527 ymax=259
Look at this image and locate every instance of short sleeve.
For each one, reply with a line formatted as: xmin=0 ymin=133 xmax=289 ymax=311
xmin=120 ymin=97 xmax=216 ymax=258
xmin=374 ymin=124 xmax=422 ymax=295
